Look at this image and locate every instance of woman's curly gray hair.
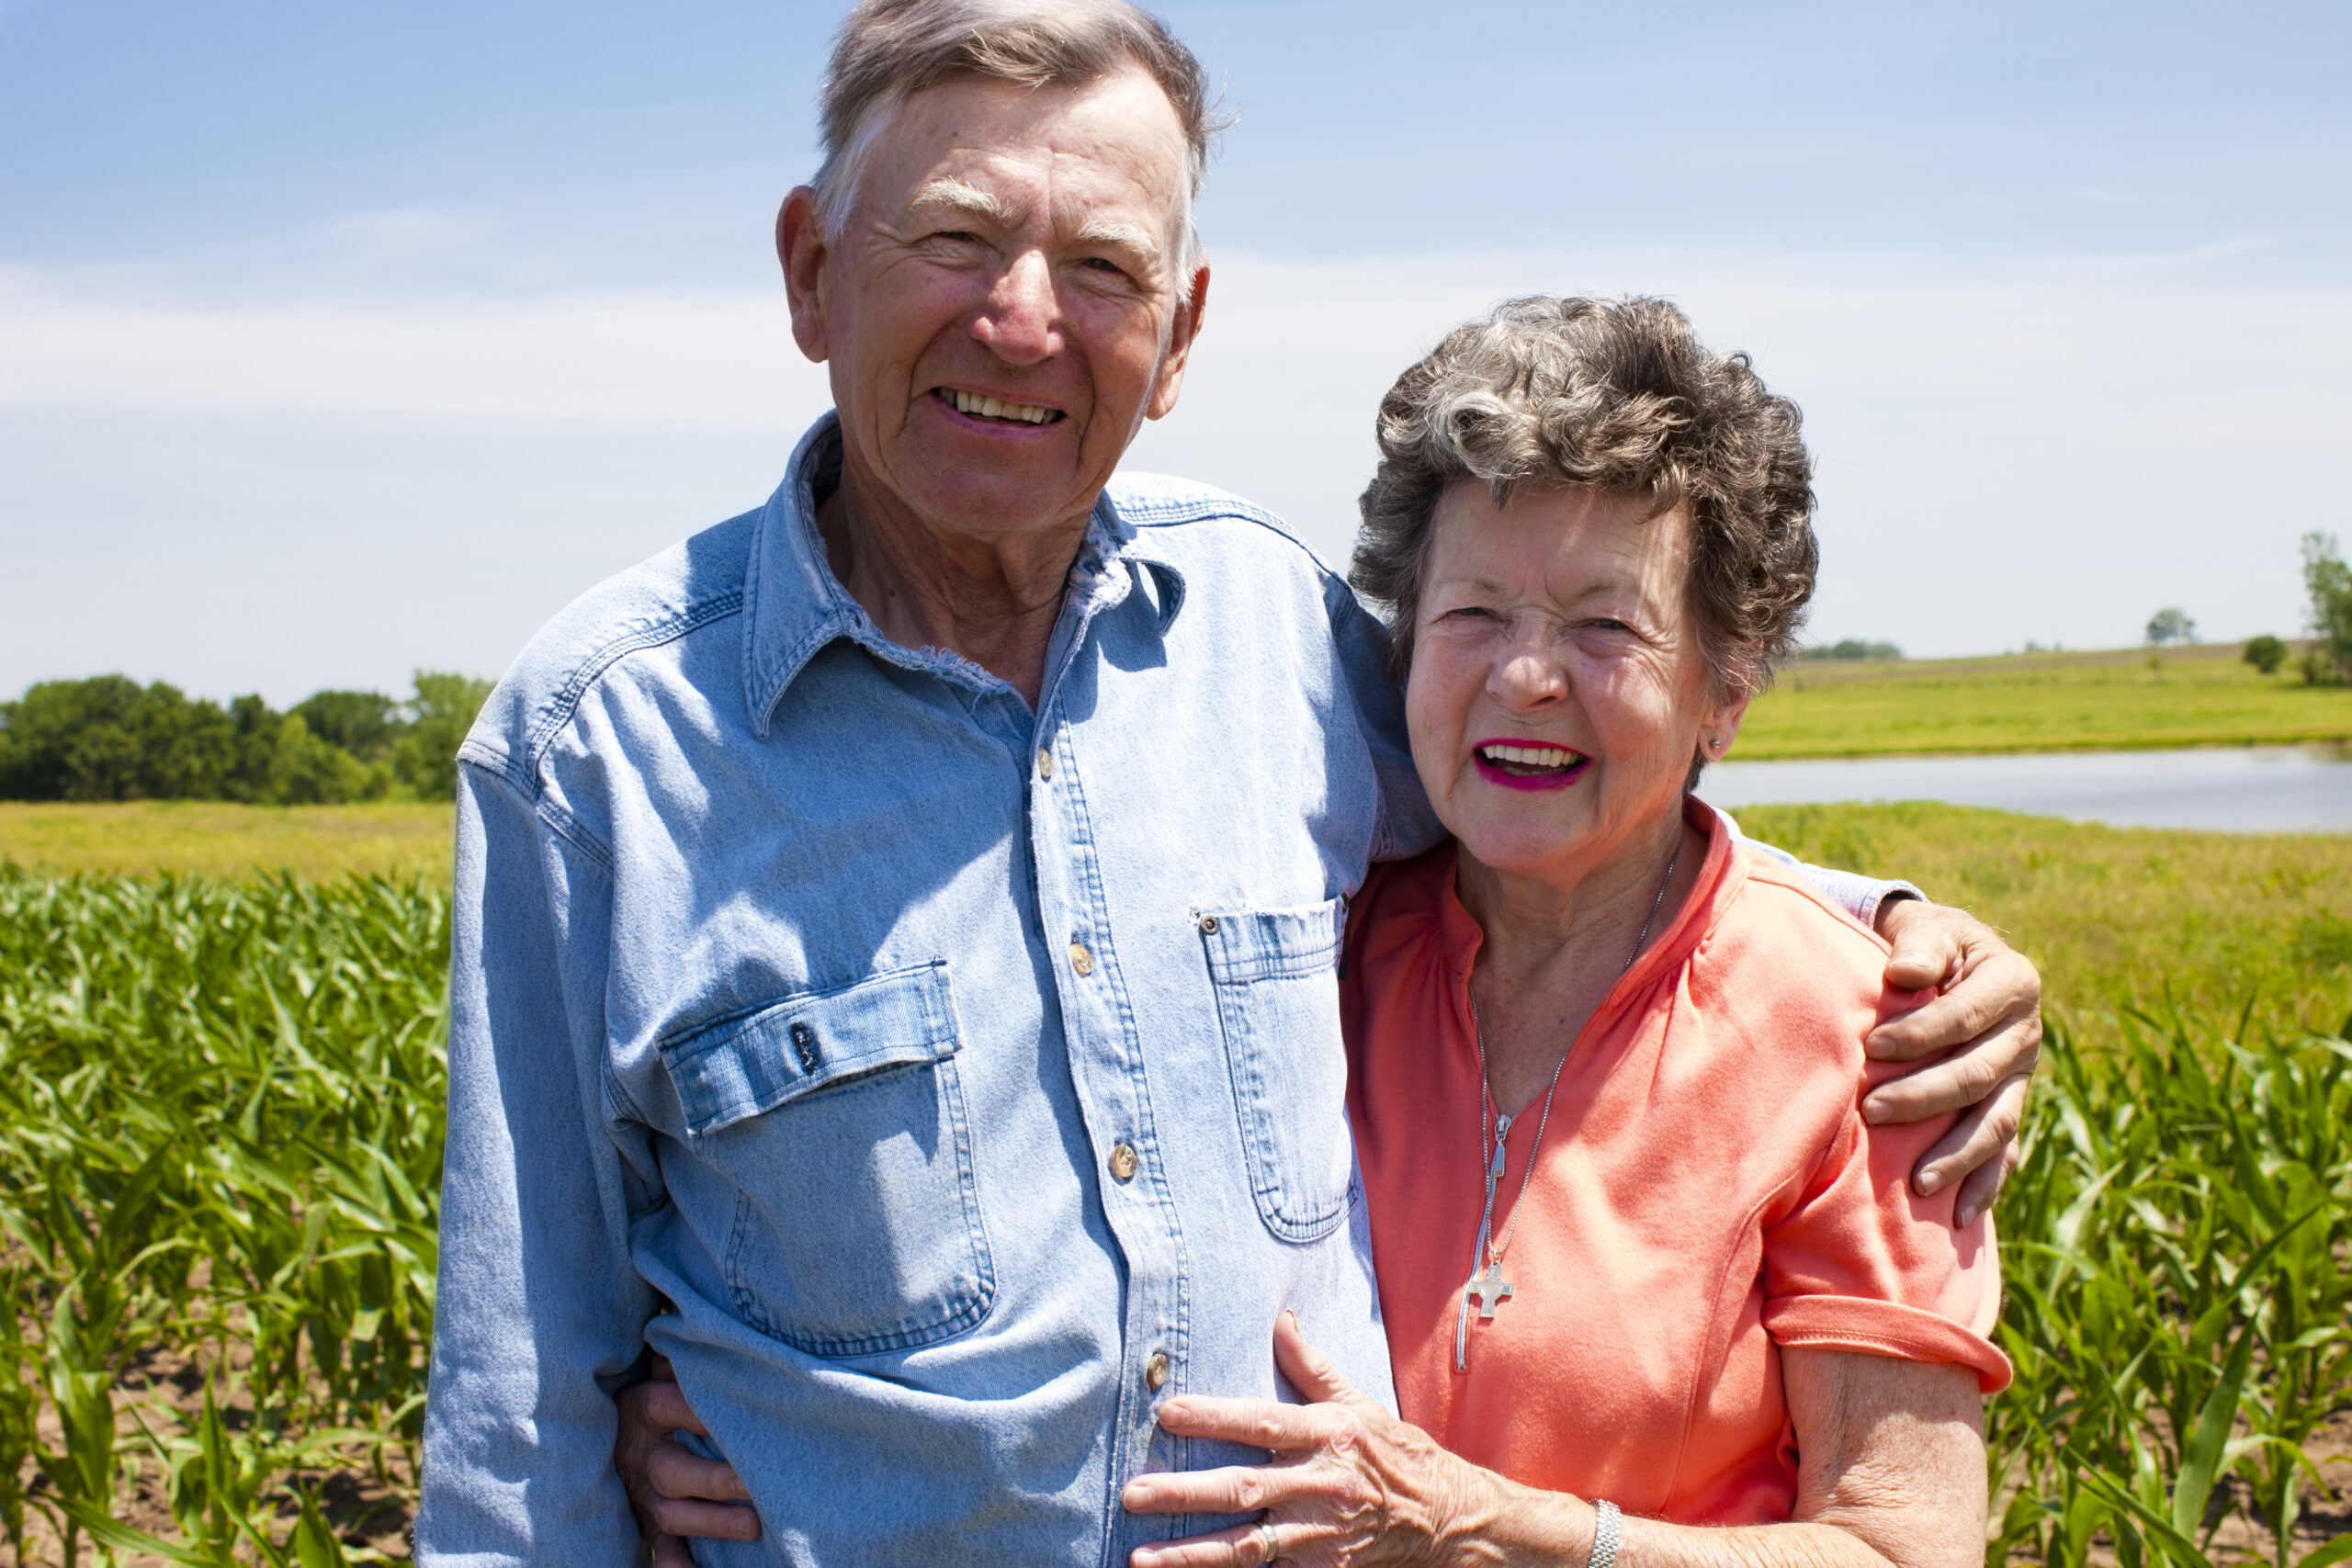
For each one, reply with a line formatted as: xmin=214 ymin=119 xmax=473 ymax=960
xmin=1351 ymin=296 xmax=1818 ymax=700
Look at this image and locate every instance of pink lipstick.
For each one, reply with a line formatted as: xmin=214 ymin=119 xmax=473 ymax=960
xmin=1470 ymin=738 xmax=1589 ymax=792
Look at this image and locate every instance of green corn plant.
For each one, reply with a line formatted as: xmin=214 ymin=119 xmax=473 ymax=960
xmin=1985 ymin=1012 xmax=2352 ymax=1568
xmin=0 ymin=867 xmax=449 ymax=1562
xmin=0 ymin=1266 xmax=44 ymax=1561
xmin=5 ymin=860 xmax=2349 ymax=1565
xmin=37 ymin=1285 xmax=127 ymax=1568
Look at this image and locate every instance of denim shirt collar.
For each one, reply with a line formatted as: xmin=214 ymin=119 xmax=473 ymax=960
xmin=742 ymin=412 xmax=1187 ymax=739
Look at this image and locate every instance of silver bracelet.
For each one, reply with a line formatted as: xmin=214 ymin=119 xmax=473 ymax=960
xmin=1588 ymin=1499 xmax=1622 ymax=1568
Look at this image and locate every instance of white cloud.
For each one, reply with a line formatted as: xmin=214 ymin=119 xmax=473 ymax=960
xmin=0 ymin=266 xmax=834 ymax=432
xmin=5 ymin=239 xmax=2346 ymax=691
xmin=1127 ymin=246 xmax=2352 ymax=652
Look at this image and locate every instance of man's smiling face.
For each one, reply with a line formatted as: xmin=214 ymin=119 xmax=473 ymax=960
xmin=788 ymin=67 xmax=1204 ymax=545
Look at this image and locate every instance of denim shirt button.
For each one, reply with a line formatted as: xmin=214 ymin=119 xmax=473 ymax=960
xmin=1108 ymin=1143 xmax=1139 ymax=1183
xmin=1144 ymin=1351 xmax=1170 ymax=1391
xmin=1037 ymin=747 xmax=1053 ymax=780
xmin=1068 ymin=942 xmax=1095 ymax=976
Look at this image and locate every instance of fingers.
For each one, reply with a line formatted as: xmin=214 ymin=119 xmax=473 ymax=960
xmin=1905 ymin=1069 xmax=2030 ymax=1206
xmin=1153 ymin=1393 xmax=1349 ymax=1452
xmin=1125 ymin=1462 xmax=1322 ymax=1518
xmin=1869 ymin=940 xmax=2042 ymax=1065
xmin=1129 ymin=1520 xmax=1273 ymax=1568
xmin=1876 ymin=898 xmax=1962 ymax=993
xmin=634 ymin=1377 xmax=714 ymax=1438
xmin=1934 ymin=1074 xmax=2031 ymax=1223
xmin=616 ymin=1372 xmax=713 ymax=1450
xmin=649 ymin=1441 xmax=753 ymax=1504
xmin=644 ymin=1495 xmax=763 ymax=1542
xmin=1864 ymin=998 xmax=2041 ymax=1126
xmin=650 ymin=1352 xmax=678 ymax=1382
xmin=651 ymin=1532 xmax=698 ymax=1568
xmin=1272 ymin=1311 xmax=1368 ymax=1409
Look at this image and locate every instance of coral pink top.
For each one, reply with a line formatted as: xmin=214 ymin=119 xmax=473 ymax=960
xmin=1342 ymin=799 xmax=2010 ymax=1525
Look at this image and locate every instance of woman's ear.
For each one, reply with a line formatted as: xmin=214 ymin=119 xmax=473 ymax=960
xmin=1702 ymin=685 xmax=1753 ymax=760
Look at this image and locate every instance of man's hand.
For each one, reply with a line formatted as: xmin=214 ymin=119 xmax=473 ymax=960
xmin=616 ymin=1356 xmax=761 ymax=1567
xmin=1868 ymin=899 xmax=2041 ymax=1226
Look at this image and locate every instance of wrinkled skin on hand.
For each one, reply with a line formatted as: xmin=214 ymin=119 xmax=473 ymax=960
xmin=1121 ymin=1313 xmax=1498 ymax=1568
xmin=1868 ymin=898 xmax=2042 ymax=1225
xmin=614 ymin=1355 xmax=759 ymax=1568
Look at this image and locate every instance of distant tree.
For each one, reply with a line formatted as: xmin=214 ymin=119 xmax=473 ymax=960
xmin=226 ymin=693 xmax=282 ymax=801
xmin=0 ymin=676 xmax=402 ymax=803
xmin=395 ymin=671 xmax=495 ymax=801
xmin=2302 ymin=532 xmax=2352 ymax=685
xmin=2144 ymin=607 xmax=2199 ymax=647
xmin=2242 ymin=635 xmax=2289 ymax=675
xmin=0 ymin=676 xmax=240 ymax=801
xmin=290 ymin=689 xmax=402 ymax=760
xmin=2 ymin=671 xmax=491 ymax=804
xmin=261 ymin=714 xmax=377 ymax=804
xmin=1804 ymin=638 xmax=1904 ymax=661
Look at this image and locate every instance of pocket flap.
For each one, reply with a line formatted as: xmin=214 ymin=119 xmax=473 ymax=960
xmin=660 ymin=962 xmax=960 ymax=1138
xmin=1197 ymin=898 xmax=1345 ymax=984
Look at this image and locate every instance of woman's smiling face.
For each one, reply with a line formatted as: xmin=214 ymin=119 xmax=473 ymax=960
xmin=1405 ymin=479 xmax=1747 ymax=886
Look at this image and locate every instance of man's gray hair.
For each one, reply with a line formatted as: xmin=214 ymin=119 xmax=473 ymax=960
xmin=812 ymin=0 xmax=1221 ymax=280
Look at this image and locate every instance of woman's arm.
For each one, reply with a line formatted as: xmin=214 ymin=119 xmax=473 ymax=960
xmin=1121 ymin=1318 xmax=1986 ymax=1568
xmin=1455 ymin=1349 xmax=1985 ymax=1568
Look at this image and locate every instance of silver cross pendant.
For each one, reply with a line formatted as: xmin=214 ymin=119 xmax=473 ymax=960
xmin=1465 ymin=1259 xmax=1514 ymax=1320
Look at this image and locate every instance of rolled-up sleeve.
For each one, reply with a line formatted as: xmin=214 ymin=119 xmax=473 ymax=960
xmin=416 ymin=758 xmax=661 ymax=1566
xmin=1758 ymin=1043 xmax=2012 ymax=1393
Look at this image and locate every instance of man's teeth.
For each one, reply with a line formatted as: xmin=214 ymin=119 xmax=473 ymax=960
xmin=1482 ymin=745 xmax=1577 ymax=770
xmin=945 ymin=389 xmax=1057 ymax=424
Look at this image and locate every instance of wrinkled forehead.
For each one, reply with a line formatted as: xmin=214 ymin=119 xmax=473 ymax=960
xmin=1427 ymin=482 xmax=1695 ymax=603
xmin=860 ymin=67 xmax=1192 ymax=233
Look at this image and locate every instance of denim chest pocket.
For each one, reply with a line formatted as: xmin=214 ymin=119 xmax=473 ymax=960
xmin=659 ymin=961 xmax=994 ymax=1357
xmin=1199 ymin=899 xmax=1352 ymax=1243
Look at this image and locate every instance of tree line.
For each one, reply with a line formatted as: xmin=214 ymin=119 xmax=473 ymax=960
xmin=0 ymin=672 xmax=492 ymax=804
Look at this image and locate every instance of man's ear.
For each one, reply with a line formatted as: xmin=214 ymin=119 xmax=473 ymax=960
xmin=778 ymin=186 xmax=831 ymax=365
xmin=1144 ymin=261 xmax=1211 ymax=421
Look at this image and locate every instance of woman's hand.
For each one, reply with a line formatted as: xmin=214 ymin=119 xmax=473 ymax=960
xmin=1122 ymin=1313 xmax=1501 ymax=1568
xmin=1868 ymin=899 xmax=2041 ymax=1224
xmin=614 ymin=1355 xmax=762 ymax=1566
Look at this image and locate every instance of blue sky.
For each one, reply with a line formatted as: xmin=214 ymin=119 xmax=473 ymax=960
xmin=5 ymin=0 xmax=2347 ymax=702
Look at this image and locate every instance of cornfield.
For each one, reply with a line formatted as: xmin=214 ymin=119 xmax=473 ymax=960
xmin=0 ymin=871 xmax=444 ymax=1566
xmin=1989 ymin=1014 xmax=2352 ymax=1568
xmin=0 ymin=865 xmax=2345 ymax=1565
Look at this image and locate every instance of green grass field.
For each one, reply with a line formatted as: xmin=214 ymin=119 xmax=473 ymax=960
xmin=4 ymin=796 xmax=2348 ymax=1054
xmin=1734 ymin=802 xmax=2352 ymax=1052
xmin=0 ymin=801 xmax=454 ymax=884
xmin=1739 ymin=641 xmax=2352 ymax=758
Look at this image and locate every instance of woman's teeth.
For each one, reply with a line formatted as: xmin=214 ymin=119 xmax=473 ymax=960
xmin=1479 ymin=744 xmax=1580 ymax=773
xmin=943 ymin=389 xmax=1059 ymax=424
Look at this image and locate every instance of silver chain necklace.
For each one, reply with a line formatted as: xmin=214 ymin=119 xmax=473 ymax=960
xmin=1454 ymin=835 xmax=1683 ymax=1371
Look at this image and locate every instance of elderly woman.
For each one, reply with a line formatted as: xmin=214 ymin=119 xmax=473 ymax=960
xmin=610 ymin=298 xmax=2013 ymax=1568
xmin=1116 ymin=297 xmax=2007 ymax=1568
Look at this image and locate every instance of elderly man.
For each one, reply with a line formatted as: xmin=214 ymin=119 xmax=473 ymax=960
xmin=416 ymin=2 xmax=2040 ymax=1563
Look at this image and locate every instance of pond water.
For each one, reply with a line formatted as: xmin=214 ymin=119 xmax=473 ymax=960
xmin=1702 ymin=745 xmax=2352 ymax=833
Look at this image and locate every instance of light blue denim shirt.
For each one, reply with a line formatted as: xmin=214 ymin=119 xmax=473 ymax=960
xmin=417 ymin=414 xmax=1908 ymax=1567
